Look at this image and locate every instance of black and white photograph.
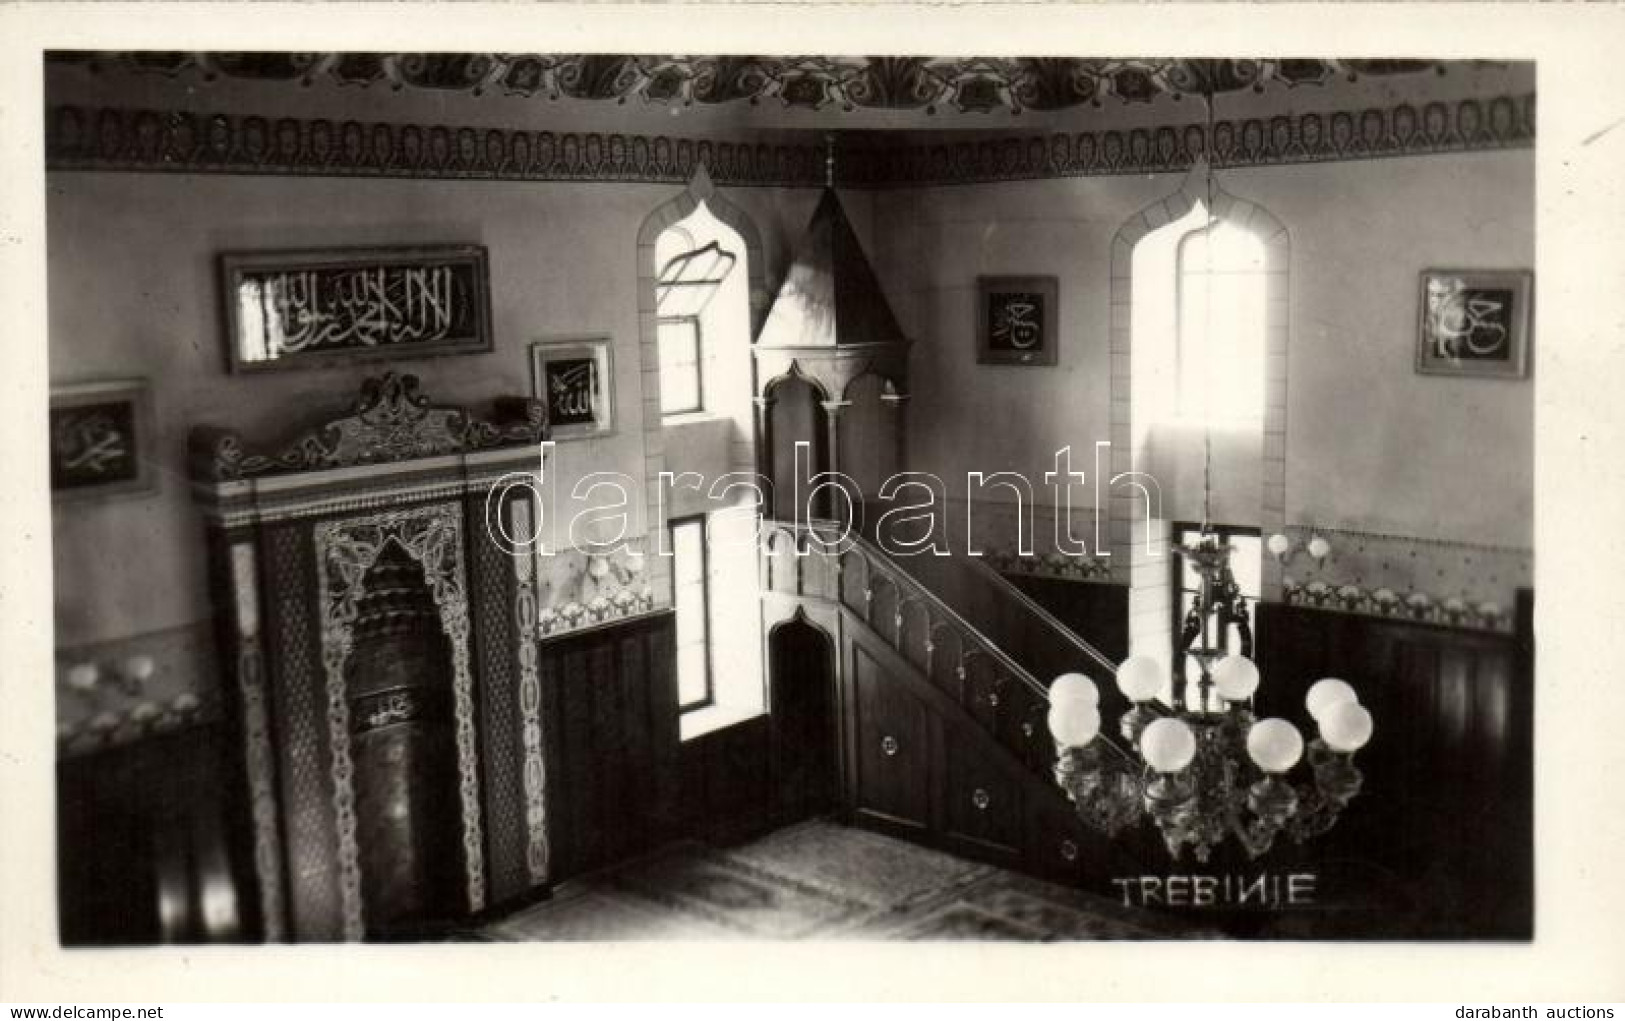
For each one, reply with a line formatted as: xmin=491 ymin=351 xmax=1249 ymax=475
xmin=2 ymin=3 xmax=1624 ymax=1007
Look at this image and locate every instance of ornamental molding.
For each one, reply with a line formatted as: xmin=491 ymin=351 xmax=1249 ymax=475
xmin=983 ymin=547 xmax=1115 ymax=584
xmin=1274 ymin=525 xmax=1531 ymax=634
xmin=506 ymin=500 xmax=551 ymax=885
xmin=313 ymin=502 xmax=487 ymax=938
xmin=49 ymin=104 xmax=831 ymax=187
xmin=1279 ymin=579 xmax=1514 ymax=634
xmin=48 ymin=93 xmax=1534 ymax=188
xmin=47 ymin=54 xmax=1501 ymax=115
xmin=841 ymin=92 xmax=1534 ymax=186
xmin=189 ymin=371 xmax=545 ymax=482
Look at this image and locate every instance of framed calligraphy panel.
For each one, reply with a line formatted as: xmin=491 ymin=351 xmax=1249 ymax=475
xmin=1416 ymin=269 xmax=1532 ymax=378
xmin=220 ymin=245 xmax=493 ymax=373
xmin=50 ymin=379 xmax=156 ymax=500
xmin=977 ymin=275 xmax=1059 ymax=366
xmin=529 ymin=337 xmax=614 ymax=441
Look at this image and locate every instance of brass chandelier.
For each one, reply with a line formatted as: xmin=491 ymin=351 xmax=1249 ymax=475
xmin=1044 ymin=65 xmax=1372 ymax=862
xmin=1044 ymin=533 xmax=1373 ymax=862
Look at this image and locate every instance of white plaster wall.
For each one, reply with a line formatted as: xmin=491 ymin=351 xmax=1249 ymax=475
xmin=47 ymin=170 xmax=824 ymax=647
xmin=876 ymin=148 xmax=1534 ymax=551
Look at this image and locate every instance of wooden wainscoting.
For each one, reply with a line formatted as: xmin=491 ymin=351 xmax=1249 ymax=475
xmin=58 ymin=724 xmax=251 ymax=945
xmin=1002 ymin=577 xmax=1129 ymax=664
xmin=1254 ymin=590 xmax=1534 ymax=939
xmin=538 ymin=611 xmax=682 ymax=882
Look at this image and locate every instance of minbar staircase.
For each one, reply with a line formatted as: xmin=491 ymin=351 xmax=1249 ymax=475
xmin=759 ymin=519 xmax=1161 ymax=891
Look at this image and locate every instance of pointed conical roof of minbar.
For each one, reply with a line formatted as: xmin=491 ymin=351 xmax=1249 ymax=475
xmin=756 ymin=188 xmax=907 ymax=350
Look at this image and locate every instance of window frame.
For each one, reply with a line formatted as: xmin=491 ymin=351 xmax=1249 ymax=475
xmin=1170 ymin=521 xmax=1261 ymax=667
xmin=670 ymin=514 xmax=715 ymax=714
xmin=656 ymin=314 xmax=705 ymax=417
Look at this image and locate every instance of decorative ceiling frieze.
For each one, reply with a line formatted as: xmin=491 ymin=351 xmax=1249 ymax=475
xmin=45 ymin=92 xmax=1534 ymax=187
xmin=48 ymin=53 xmax=1489 ymax=116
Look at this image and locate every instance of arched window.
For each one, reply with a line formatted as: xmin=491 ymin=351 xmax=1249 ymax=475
xmin=653 ymin=204 xmax=747 ymax=419
xmin=1176 ymin=218 xmax=1266 ymax=423
xmin=646 ymin=193 xmax=762 ymax=737
xmin=1117 ymin=187 xmax=1288 ymax=671
xmin=655 ymin=240 xmax=737 ymax=415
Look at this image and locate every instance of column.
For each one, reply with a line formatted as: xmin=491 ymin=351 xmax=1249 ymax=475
xmin=819 ymin=399 xmax=850 ymax=522
xmin=753 ymin=393 xmax=776 ymax=517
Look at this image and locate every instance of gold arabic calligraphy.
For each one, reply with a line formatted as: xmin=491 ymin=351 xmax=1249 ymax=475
xmin=251 ymin=265 xmax=460 ymax=355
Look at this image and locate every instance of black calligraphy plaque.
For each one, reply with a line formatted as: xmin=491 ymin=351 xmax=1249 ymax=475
xmin=1416 ymin=269 xmax=1532 ymax=378
xmin=50 ymin=380 xmax=156 ymax=500
xmin=221 ymin=245 xmax=493 ymax=373
xmin=978 ymin=275 xmax=1059 ymax=366
xmin=529 ymin=337 xmax=614 ymax=440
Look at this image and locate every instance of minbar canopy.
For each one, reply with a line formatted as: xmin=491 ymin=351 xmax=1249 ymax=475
xmin=754 ymin=187 xmax=910 ymax=403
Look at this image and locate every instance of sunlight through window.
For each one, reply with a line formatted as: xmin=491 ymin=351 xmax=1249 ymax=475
xmin=1177 ymin=220 xmax=1266 ymax=423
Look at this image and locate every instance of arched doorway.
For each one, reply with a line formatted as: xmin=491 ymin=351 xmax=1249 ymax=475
xmin=767 ymin=614 xmax=838 ymax=824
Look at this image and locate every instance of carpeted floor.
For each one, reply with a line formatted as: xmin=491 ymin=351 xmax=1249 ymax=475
xmin=476 ymin=820 xmax=1207 ymax=940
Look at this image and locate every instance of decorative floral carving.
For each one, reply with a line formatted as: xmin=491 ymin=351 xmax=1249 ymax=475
xmin=314 ymin=503 xmax=487 ymax=934
xmin=983 ymin=547 xmax=1114 ymax=583
xmin=1282 ymin=577 xmax=1510 ymax=632
xmin=190 ymin=371 xmax=545 ymax=481
xmin=55 ymin=689 xmax=216 ymax=755
xmin=55 ymin=55 xmax=1498 ymax=114
xmin=1276 ymin=526 xmax=1527 ymax=633
xmin=536 ymin=584 xmax=657 ymax=637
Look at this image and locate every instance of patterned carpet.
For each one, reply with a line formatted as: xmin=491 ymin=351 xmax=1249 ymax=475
xmin=477 ymin=820 xmax=1205 ymax=940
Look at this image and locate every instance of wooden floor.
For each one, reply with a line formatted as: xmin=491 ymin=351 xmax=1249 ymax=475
xmin=475 ymin=819 xmax=1208 ymax=940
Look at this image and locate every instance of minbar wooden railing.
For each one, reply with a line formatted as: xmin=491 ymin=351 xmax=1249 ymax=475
xmin=760 ymin=518 xmax=1120 ymax=781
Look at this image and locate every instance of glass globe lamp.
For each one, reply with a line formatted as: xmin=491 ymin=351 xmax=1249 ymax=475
xmin=1049 ymin=672 xmax=1098 ymax=707
xmin=1246 ymin=718 xmax=1304 ymax=773
xmin=1212 ymin=654 xmax=1260 ymax=702
xmin=1116 ymin=655 xmax=1163 ymax=703
xmin=1047 ymin=699 xmax=1101 ymax=749
xmin=1319 ymin=701 xmax=1374 ymax=753
xmin=1305 ymin=677 xmax=1358 ymax=722
xmin=1139 ymin=718 xmax=1197 ymax=773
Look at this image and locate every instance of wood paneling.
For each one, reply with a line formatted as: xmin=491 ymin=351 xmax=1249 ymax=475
xmin=1254 ymin=591 xmax=1533 ymax=938
xmin=942 ymin=741 xmax=1026 ymax=864
xmin=679 ymin=717 xmax=775 ymax=844
xmin=539 ymin=612 xmax=681 ymax=882
xmin=58 ymin=725 xmax=247 ymax=945
xmin=850 ymin=643 xmax=934 ymax=833
xmin=1004 ymin=576 xmax=1129 ymax=665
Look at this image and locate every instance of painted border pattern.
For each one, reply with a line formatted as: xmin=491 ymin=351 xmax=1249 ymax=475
xmin=509 ymin=501 xmax=551 ymax=885
xmin=47 ymin=105 xmax=829 ymax=187
xmin=46 ymin=94 xmax=1534 ymax=187
xmin=843 ymin=93 xmax=1535 ymax=186
xmin=46 ymin=54 xmax=1483 ymax=115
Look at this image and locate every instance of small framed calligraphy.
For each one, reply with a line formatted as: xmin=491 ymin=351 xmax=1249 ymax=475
xmin=220 ymin=244 xmax=493 ymax=373
xmin=1416 ymin=269 xmax=1532 ymax=378
xmin=49 ymin=379 xmax=156 ymax=500
xmin=530 ymin=337 xmax=614 ymax=441
xmin=977 ymin=275 xmax=1059 ymax=366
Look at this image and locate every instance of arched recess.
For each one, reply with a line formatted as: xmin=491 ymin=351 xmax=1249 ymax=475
xmin=763 ymin=369 xmax=832 ymax=521
xmin=838 ymin=371 xmax=906 ymax=502
xmin=1106 ymin=162 xmax=1291 ymax=661
xmin=766 ymin=610 xmax=839 ymax=823
xmin=635 ymin=165 xmax=770 ymax=600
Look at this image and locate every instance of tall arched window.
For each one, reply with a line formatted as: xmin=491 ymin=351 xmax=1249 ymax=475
xmin=649 ymin=197 xmax=761 ymax=735
xmin=1176 ymin=218 xmax=1266 ymax=423
xmin=1119 ymin=189 xmax=1287 ymax=673
xmin=655 ymin=239 xmax=737 ymax=415
xmin=653 ymin=203 xmax=748 ymax=420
